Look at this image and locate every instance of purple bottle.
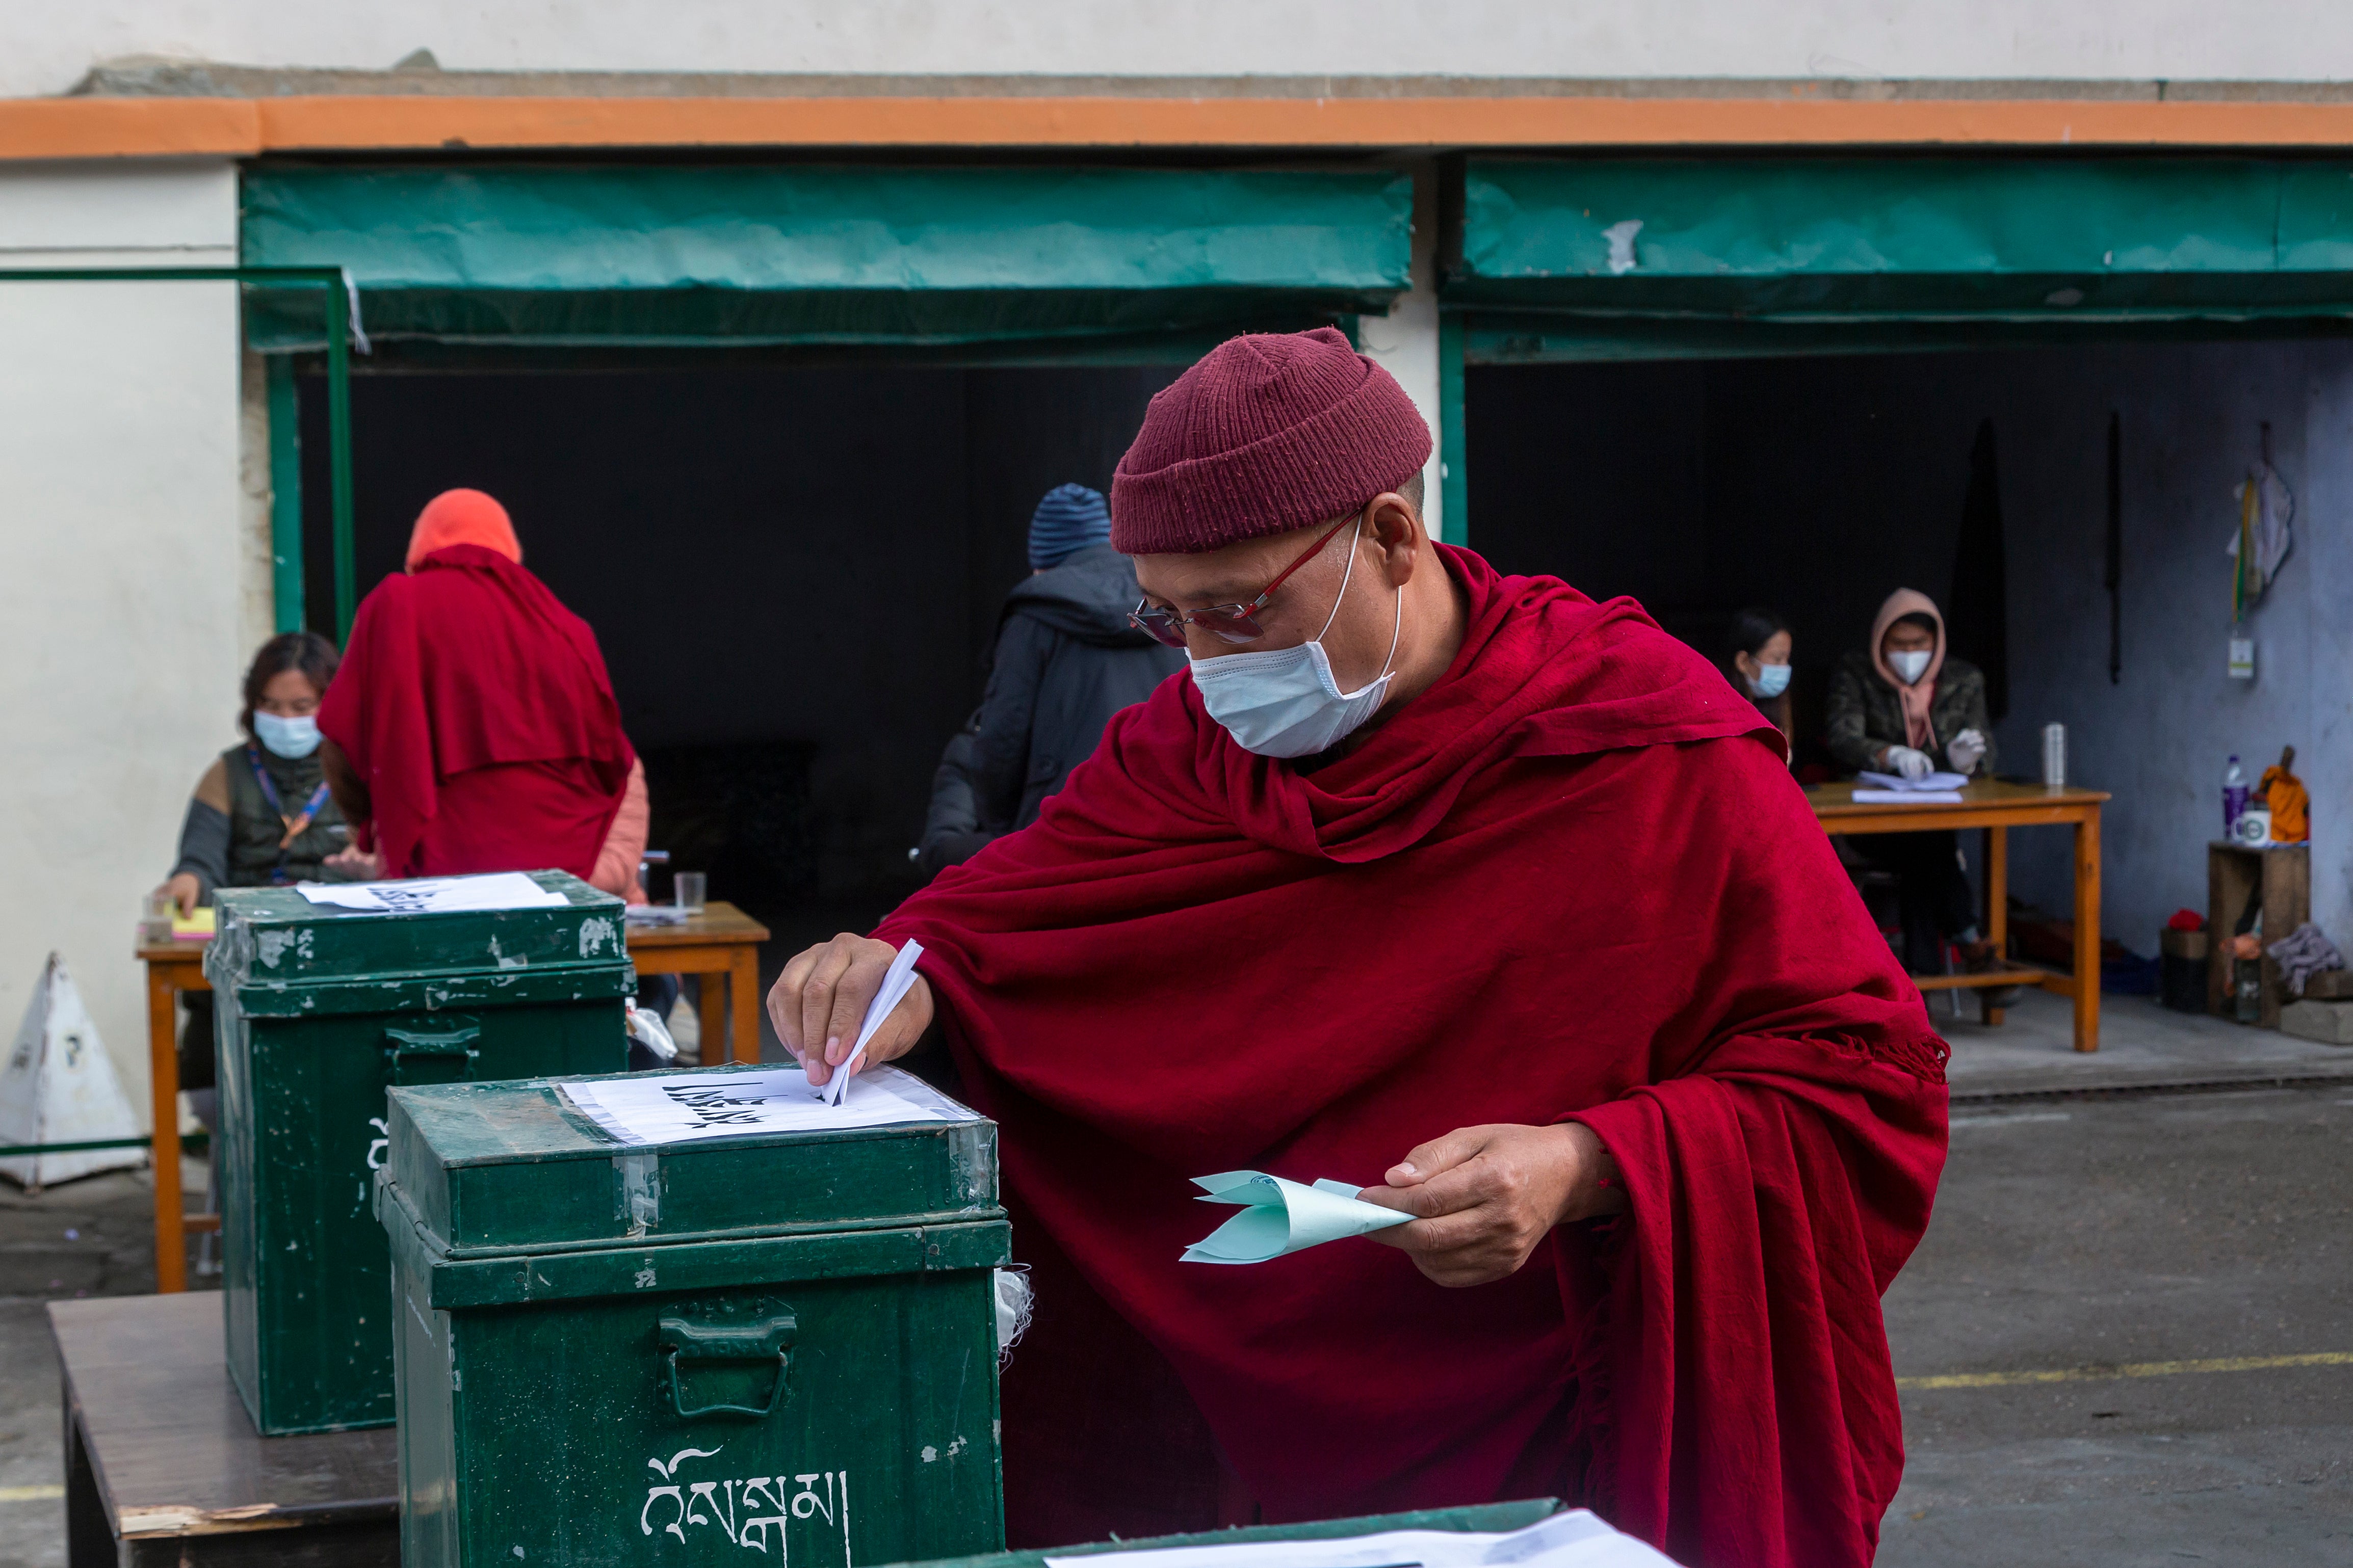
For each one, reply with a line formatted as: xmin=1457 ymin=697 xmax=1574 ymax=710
xmin=2224 ymin=755 xmax=2250 ymax=834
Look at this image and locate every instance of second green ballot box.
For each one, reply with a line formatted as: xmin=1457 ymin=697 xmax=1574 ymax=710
xmin=376 ymin=1064 xmax=1010 ymax=1568
xmin=208 ymin=872 xmax=634 ymax=1436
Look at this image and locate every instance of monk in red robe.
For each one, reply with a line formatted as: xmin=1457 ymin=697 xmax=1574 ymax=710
xmin=317 ymin=489 xmax=635 ymax=881
xmin=769 ymin=329 xmax=1947 ymax=1568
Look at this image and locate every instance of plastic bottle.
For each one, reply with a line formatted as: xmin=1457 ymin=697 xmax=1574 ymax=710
xmin=2224 ymin=755 xmax=2250 ymax=835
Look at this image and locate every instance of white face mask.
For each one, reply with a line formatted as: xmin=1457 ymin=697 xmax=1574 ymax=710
xmin=1888 ymin=649 xmax=1933 ymax=686
xmin=1188 ymin=521 xmax=1403 ymax=759
xmin=253 ymin=711 xmax=322 ymax=759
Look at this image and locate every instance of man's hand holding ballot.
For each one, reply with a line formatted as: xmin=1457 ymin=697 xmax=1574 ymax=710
xmin=768 ymin=329 xmax=1948 ymax=1568
xmin=769 ymin=933 xmax=933 ymax=1087
xmin=1358 ymin=1123 xmax=1628 ymax=1288
xmin=769 ymin=939 xmax=1630 ymax=1289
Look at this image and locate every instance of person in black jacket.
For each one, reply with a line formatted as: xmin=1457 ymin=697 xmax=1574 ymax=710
xmin=916 ymin=485 xmax=1183 ymax=876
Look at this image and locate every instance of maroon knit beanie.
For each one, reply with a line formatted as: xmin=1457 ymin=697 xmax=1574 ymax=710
xmin=1110 ymin=327 xmax=1432 ymax=554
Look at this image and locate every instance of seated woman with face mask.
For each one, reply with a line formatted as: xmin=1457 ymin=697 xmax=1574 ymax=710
xmin=1721 ymin=606 xmax=1794 ymax=763
xmin=1825 ymin=588 xmax=1996 ymax=975
xmin=155 ymin=631 xmax=363 ymax=1126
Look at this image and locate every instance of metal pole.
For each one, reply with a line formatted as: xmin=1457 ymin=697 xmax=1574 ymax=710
xmin=324 ymin=281 xmax=358 ymax=641
xmin=266 ymin=356 xmax=305 ymax=632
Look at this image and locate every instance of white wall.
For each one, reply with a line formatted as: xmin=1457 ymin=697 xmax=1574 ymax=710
xmin=12 ymin=1 xmax=2353 ymax=98
xmin=0 ymin=160 xmax=245 ymax=1118
xmin=1356 ymin=158 xmax=1443 ymax=544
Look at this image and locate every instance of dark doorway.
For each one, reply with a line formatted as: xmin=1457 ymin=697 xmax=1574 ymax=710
xmin=1464 ymin=353 xmax=2009 ymax=775
xmin=299 ymin=361 xmax=1178 ymax=949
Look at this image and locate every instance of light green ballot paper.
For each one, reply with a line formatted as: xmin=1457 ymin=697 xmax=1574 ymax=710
xmin=1182 ymin=1171 xmax=1413 ymax=1264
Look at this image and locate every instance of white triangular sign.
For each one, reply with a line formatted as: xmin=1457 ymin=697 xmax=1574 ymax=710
xmin=0 ymin=953 xmax=144 ymax=1189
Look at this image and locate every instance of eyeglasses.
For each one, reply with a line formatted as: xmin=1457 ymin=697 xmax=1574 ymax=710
xmin=1128 ymin=515 xmax=1357 ymax=650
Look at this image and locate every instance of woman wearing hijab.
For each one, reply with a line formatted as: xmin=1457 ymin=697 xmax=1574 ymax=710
xmin=1826 ymin=588 xmax=1995 ymax=974
xmin=317 ymin=489 xmax=641 ymax=883
xmin=1720 ymin=605 xmax=1794 ymax=761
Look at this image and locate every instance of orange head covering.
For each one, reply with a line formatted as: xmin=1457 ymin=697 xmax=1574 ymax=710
xmin=1868 ymin=587 xmax=1945 ymax=750
xmin=406 ymin=489 xmax=522 ymax=572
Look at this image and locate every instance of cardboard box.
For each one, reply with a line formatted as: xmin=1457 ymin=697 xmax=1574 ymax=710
xmin=2161 ymin=927 xmax=2209 ymax=961
xmin=2303 ymin=969 xmax=2353 ymax=1000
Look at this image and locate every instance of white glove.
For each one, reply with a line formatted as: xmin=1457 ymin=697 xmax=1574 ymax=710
xmin=1884 ymin=745 xmax=1933 ymax=781
xmin=1947 ymin=729 xmax=1987 ymax=776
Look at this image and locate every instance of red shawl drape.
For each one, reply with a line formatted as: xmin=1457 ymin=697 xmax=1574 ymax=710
xmin=317 ymin=544 xmax=635 ymax=880
xmin=873 ymin=547 xmax=1946 ymax=1568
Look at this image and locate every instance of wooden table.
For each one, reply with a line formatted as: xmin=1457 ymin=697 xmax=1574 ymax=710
xmin=136 ymin=938 xmax=212 ymax=1297
xmin=52 ymin=1292 xmax=398 ymax=1567
xmin=1807 ymin=780 xmax=2111 ymax=1052
xmin=621 ymin=900 xmax=772 ymax=1067
xmin=136 ymin=899 xmax=769 ymax=1294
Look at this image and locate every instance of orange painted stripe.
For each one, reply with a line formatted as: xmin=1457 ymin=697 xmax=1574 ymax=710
xmin=8 ymin=93 xmax=2353 ymax=162
xmin=251 ymin=94 xmax=2353 ymax=152
xmin=0 ymin=97 xmax=259 ymax=158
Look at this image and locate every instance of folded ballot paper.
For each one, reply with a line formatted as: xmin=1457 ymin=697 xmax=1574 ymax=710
xmin=822 ymin=939 xmax=924 ymax=1107
xmin=1041 ymin=1505 xmax=1680 ymax=1568
xmin=1182 ymin=1171 xmax=1413 ymax=1264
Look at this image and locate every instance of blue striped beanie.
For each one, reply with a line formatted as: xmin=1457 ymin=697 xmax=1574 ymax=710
xmin=1028 ymin=484 xmax=1113 ymax=571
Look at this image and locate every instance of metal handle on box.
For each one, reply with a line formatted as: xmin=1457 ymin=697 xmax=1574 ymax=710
xmin=658 ymin=1312 xmax=797 ymax=1419
xmin=382 ymin=1023 xmax=482 ymax=1084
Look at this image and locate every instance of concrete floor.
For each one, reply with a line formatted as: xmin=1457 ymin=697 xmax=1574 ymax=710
xmin=1938 ymin=984 xmax=2353 ymax=1097
xmin=1879 ymin=1086 xmax=2353 ymax=1564
xmin=3 ymin=994 xmax=2350 ymax=1566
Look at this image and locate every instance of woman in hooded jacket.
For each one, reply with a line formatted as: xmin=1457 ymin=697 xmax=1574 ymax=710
xmin=1825 ymin=588 xmax=1995 ymax=976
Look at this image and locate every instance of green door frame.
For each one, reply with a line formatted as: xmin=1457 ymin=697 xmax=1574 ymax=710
xmin=1 ymin=267 xmax=362 ymax=640
xmin=1437 ymin=311 xmax=1468 ymax=546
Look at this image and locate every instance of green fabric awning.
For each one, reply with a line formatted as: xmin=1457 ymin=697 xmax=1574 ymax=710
xmin=1449 ymin=157 xmax=2353 ymax=360
xmin=243 ymin=165 xmax=1413 ymax=353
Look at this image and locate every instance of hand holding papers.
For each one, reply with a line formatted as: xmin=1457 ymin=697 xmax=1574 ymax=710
xmin=1181 ymin=1171 xmax=1413 ymax=1264
xmin=822 ymin=939 xmax=925 ymax=1107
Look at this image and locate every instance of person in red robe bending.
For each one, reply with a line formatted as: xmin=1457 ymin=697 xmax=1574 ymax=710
xmin=317 ymin=488 xmax=638 ymax=883
xmin=768 ymin=329 xmax=1948 ymax=1568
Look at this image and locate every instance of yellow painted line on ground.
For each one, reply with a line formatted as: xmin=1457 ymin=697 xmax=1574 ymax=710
xmin=0 ymin=1484 xmax=64 ymax=1502
xmin=1900 ymin=1351 xmax=2353 ymax=1391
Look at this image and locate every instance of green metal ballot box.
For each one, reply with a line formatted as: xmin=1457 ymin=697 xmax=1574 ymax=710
xmin=208 ymin=872 xmax=634 ymax=1436
xmin=376 ymin=1064 xmax=1009 ymax=1568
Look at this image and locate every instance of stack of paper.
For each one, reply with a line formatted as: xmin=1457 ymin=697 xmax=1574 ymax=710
xmin=562 ymin=1062 xmax=976 ymax=1145
xmin=1852 ymin=769 xmax=1968 ymax=805
xmin=1856 ymin=769 xmax=1972 ymax=792
xmin=294 ymin=872 xmax=569 ymax=914
xmin=1040 ymin=1507 xmax=1679 ymax=1568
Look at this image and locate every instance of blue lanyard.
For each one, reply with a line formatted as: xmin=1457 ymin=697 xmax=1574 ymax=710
xmin=245 ymin=747 xmax=333 ymax=881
